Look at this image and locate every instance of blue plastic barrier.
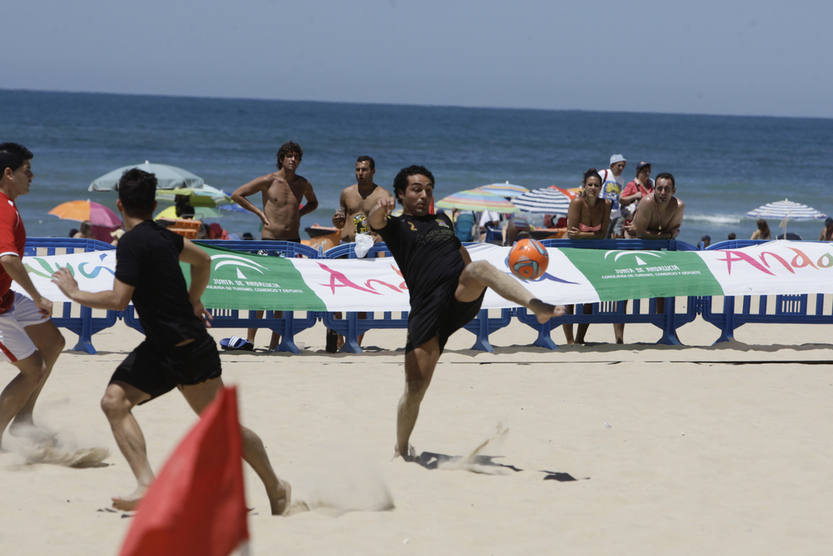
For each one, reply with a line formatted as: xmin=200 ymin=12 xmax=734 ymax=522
xmin=121 ymin=240 xmax=321 ymax=353
xmin=699 ymin=239 xmax=833 ymax=343
xmin=512 ymin=239 xmax=701 ymax=349
xmin=24 ymin=238 xmax=119 ymax=353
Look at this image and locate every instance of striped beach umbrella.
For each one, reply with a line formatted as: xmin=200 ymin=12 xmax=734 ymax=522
xmin=512 ymin=186 xmax=573 ymax=215
xmin=745 ymin=199 xmax=827 ymax=221
xmin=475 ymin=182 xmax=529 ymax=198
xmin=436 ymin=188 xmax=518 ymax=213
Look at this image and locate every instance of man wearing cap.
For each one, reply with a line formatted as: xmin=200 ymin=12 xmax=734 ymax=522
xmin=598 ymin=154 xmax=627 ymax=238
xmin=621 ymin=161 xmax=654 ymax=238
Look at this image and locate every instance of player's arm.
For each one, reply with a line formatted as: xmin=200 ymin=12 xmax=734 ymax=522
xmin=368 ymin=197 xmax=395 ymax=230
xmin=299 ymin=180 xmax=319 ymax=217
xmin=179 ymin=239 xmax=213 ymax=325
xmin=231 ymin=175 xmax=271 ymax=224
xmin=1 ymin=254 xmax=53 ymax=314
xmin=51 ymin=267 xmax=134 ymax=311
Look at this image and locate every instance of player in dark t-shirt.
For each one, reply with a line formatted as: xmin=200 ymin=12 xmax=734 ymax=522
xmin=369 ymin=165 xmax=564 ymax=459
xmin=52 ymin=168 xmax=290 ymax=514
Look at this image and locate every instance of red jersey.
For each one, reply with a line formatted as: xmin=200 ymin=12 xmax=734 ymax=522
xmin=0 ymin=192 xmax=26 ymax=314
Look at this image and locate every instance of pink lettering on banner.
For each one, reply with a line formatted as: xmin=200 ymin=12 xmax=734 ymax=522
xmin=317 ymin=263 xmax=380 ymax=295
xmin=718 ymin=247 xmax=833 ymax=275
xmin=717 ymin=250 xmax=775 ymax=276
xmin=758 ymin=252 xmax=795 ymax=273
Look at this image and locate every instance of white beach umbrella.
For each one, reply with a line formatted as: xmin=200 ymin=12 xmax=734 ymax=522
xmin=746 ymin=198 xmax=827 ymax=237
xmin=89 ymin=161 xmax=205 ymax=191
xmin=746 ymin=199 xmax=827 ymax=221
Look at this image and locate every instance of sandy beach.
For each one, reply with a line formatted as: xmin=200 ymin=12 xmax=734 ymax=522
xmin=2 ymin=317 xmax=832 ymax=555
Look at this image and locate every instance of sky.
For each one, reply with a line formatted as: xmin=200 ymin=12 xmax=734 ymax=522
xmin=3 ymin=0 xmax=832 ymax=118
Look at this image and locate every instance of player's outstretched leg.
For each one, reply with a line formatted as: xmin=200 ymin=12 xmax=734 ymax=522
xmin=396 ymin=338 xmax=440 ymax=459
xmin=457 ymin=260 xmax=564 ymax=323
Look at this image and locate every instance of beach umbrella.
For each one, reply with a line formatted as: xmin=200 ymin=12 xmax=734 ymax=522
xmin=746 ymin=199 xmax=827 ymax=221
xmin=48 ymin=199 xmax=122 ymax=228
xmin=512 ymin=186 xmax=573 ymax=215
xmin=155 ymin=184 xmax=232 ymax=207
xmin=436 ymin=188 xmax=518 ymax=213
xmin=88 ymin=161 xmax=204 ymax=191
xmin=154 ymin=205 xmax=220 ymax=221
xmin=475 ymin=181 xmax=529 ymax=198
xmin=746 ymin=198 xmax=827 ymax=236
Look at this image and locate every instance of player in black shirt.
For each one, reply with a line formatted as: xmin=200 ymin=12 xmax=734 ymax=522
xmin=369 ymin=165 xmax=563 ymax=459
xmin=52 ymin=169 xmax=290 ymax=514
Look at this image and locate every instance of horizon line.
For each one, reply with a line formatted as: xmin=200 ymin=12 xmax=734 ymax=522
xmin=2 ymin=87 xmax=831 ymax=123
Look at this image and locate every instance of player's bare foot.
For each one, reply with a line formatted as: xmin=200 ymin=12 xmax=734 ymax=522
xmin=268 ymin=478 xmax=291 ymax=515
xmin=529 ymin=299 xmax=564 ymax=323
xmin=394 ymin=443 xmax=417 ymax=461
xmin=112 ymin=485 xmax=148 ymax=511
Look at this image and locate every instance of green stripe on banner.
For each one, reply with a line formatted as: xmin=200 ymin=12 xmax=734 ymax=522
xmin=560 ymin=247 xmax=725 ymax=301
xmin=185 ymin=245 xmax=328 ymax=311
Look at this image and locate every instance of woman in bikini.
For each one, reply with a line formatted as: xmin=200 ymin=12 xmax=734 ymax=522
xmin=562 ymin=169 xmax=611 ymax=344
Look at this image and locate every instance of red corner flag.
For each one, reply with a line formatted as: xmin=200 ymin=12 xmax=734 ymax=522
xmin=120 ymin=386 xmax=249 ymax=556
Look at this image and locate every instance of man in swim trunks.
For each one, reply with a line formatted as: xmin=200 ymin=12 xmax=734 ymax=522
xmin=368 ymin=165 xmax=563 ymax=458
xmin=52 ymin=168 xmax=290 ymax=514
xmin=231 ymin=141 xmax=319 ymax=349
xmin=328 ymin=155 xmax=394 ymax=350
xmin=0 ymin=142 xmax=66 ymax=448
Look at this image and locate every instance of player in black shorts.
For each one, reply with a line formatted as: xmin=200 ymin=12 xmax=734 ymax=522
xmin=52 ymin=168 xmax=290 ymax=514
xmin=369 ymin=165 xmax=564 ymax=458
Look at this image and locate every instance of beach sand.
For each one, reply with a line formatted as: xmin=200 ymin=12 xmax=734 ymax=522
xmin=2 ymin=317 xmax=832 ymax=555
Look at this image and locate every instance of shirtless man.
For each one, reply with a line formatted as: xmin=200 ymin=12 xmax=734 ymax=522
xmin=232 ymin=141 xmax=318 ymax=241
xmin=625 ymin=172 xmax=684 ymax=323
xmin=368 ymin=165 xmax=563 ymax=458
xmin=231 ymin=141 xmax=319 ymax=350
xmin=626 ymin=172 xmax=684 ymax=239
xmin=332 ymin=156 xmax=393 ymax=243
xmin=327 ymin=156 xmax=393 ymax=351
xmin=52 ymin=168 xmax=290 ymax=514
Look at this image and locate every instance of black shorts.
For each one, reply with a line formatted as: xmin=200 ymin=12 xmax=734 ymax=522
xmin=110 ymin=333 xmax=222 ymax=402
xmin=405 ymin=283 xmax=486 ymax=353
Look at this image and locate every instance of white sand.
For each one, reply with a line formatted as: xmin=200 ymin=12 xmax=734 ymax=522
xmin=2 ymin=317 xmax=832 ymax=555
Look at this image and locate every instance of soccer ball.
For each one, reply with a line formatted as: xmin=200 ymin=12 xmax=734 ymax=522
xmin=507 ymin=238 xmax=549 ymax=280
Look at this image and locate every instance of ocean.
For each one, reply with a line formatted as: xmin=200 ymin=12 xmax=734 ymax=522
xmin=3 ymin=89 xmax=832 ymax=246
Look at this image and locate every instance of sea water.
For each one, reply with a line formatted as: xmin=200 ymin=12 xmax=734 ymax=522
xmin=2 ymin=89 xmax=832 ymax=246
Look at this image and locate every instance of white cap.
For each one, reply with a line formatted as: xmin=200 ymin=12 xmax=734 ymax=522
xmin=609 ymin=153 xmax=627 ymax=165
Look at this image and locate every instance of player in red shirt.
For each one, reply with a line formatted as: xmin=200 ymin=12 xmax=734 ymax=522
xmin=0 ymin=143 xmax=65 ymax=447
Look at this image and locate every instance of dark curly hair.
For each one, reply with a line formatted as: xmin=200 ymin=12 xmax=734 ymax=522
xmin=276 ymin=141 xmax=303 ymax=169
xmin=393 ymin=165 xmax=434 ymax=197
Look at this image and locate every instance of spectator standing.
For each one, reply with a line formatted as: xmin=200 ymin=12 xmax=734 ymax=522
xmin=598 ymin=154 xmax=627 ymax=238
xmin=562 ymin=169 xmax=611 ymax=344
xmin=621 ymin=161 xmax=654 ymax=237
